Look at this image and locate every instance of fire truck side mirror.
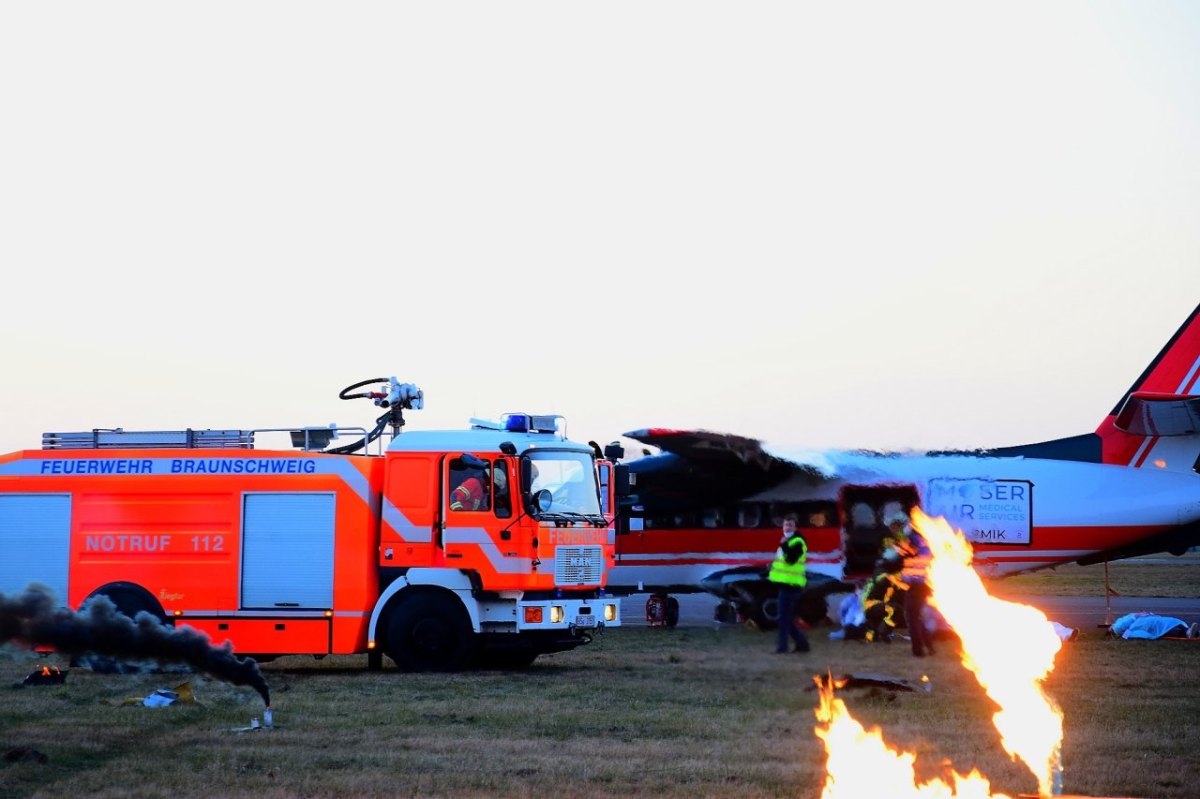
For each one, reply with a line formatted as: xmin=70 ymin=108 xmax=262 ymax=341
xmin=604 ymin=441 xmax=625 ymax=461
xmin=532 ymin=489 xmax=553 ymax=513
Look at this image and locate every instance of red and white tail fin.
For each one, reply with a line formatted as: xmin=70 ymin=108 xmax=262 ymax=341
xmin=1097 ymin=303 xmax=1200 ymax=470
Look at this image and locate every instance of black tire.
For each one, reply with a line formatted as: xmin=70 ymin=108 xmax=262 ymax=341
xmin=384 ymin=592 xmax=476 ymax=672
xmin=729 ymin=582 xmax=780 ymax=630
xmin=713 ymin=601 xmax=739 ymax=624
xmin=755 ymin=593 xmax=780 ymax=630
xmin=665 ymin=597 xmax=680 ymax=629
xmin=367 ymin=650 xmax=383 ymax=671
xmin=74 ymin=585 xmax=168 ymax=673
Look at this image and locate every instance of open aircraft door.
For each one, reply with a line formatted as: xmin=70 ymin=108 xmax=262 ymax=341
xmin=839 ymin=483 xmax=920 ymax=576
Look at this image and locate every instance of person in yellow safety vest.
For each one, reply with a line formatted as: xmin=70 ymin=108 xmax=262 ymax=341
xmin=768 ymin=515 xmax=810 ymax=654
xmin=862 ymin=549 xmax=907 ymax=643
xmin=885 ymin=511 xmax=936 ymax=657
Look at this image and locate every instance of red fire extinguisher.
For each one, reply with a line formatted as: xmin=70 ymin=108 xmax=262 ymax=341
xmin=646 ymin=593 xmax=668 ymax=627
xmin=645 ymin=593 xmax=679 ymax=628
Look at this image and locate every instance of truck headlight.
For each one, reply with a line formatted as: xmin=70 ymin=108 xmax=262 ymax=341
xmin=550 ymin=606 xmax=564 ymax=624
xmin=604 ymin=604 xmax=617 ymax=622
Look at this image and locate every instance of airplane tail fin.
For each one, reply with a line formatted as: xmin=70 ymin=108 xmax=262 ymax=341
xmin=1096 ymin=303 xmax=1200 ymax=471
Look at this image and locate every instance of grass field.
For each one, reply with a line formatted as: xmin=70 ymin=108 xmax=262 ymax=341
xmin=2 ymin=562 xmax=1199 ymax=799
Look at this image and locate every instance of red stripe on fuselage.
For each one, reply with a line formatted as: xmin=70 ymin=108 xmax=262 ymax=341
xmin=617 ymin=526 xmax=842 ymax=555
xmin=620 ymin=524 xmax=1172 ymax=565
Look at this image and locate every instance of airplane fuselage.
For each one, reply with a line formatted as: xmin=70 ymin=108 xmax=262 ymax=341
xmin=610 ymin=451 xmax=1200 ymax=593
xmin=836 ymin=451 xmax=1200 ymax=576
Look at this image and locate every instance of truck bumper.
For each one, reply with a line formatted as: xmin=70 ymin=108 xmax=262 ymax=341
xmin=514 ymin=597 xmax=620 ymax=631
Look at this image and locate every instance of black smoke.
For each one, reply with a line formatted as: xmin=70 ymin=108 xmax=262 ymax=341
xmin=0 ymin=586 xmax=269 ymax=706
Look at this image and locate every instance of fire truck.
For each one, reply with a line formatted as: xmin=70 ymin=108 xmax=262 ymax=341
xmin=0 ymin=377 xmax=623 ymax=670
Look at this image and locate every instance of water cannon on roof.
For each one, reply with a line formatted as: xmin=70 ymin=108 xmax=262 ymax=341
xmin=325 ymin=376 xmax=424 ymax=454
xmin=382 ymin=378 xmax=424 ymax=411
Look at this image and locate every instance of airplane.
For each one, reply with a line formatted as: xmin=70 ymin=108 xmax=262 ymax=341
xmin=606 ymin=302 xmax=1200 ymax=629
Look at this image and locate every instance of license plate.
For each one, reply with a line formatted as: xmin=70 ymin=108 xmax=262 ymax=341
xmin=573 ymin=614 xmax=596 ymax=628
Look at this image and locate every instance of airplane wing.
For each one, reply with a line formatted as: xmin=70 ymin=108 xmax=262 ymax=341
xmin=625 ymin=428 xmax=813 ymax=471
xmin=622 ymin=428 xmax=831 ymax=513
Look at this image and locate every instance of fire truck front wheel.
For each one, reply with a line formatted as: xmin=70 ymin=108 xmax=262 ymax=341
xmin=384 ymin=592 xmax=476 ymax=672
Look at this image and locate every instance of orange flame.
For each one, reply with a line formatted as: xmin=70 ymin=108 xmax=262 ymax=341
xmin=813 ymin=508 xmax=1064 ymax=798
xmin=815 ymin=674 xmax=1013 ymax=799
xmin=912 ymin=508 xmax=1063 ymax=797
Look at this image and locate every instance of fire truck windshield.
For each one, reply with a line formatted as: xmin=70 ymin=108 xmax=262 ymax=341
xmin=525 ymin=451 xmax=602 ymax=518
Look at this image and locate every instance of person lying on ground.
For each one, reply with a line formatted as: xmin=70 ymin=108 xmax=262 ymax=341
xmin=1108 ymin=612 xmax=1199 ymax=640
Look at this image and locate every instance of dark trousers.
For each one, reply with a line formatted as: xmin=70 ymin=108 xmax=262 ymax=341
xmin=864 ymin=602 xmax=895 ymax=642
xmin=776 ymin=585 xmax=810 ymax=652
xmin=905 ymin=581 xmax=934 ymax=655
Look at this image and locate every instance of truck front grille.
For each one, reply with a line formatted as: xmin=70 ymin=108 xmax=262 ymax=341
xmin=554 ymin=546 xmax=603 ymax=585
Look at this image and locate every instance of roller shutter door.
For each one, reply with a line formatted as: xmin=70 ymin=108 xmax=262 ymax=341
xmin=0 ymin=494 xmax=71 ymax=603
xmin=241 ymin=493 xmax=334 ymax=609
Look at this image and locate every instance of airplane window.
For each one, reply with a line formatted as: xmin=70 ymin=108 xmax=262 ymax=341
xmin=738 ymin=506 xmax=761 ymax=529
xmin=701 ymin=509 xmax=722 ymax=529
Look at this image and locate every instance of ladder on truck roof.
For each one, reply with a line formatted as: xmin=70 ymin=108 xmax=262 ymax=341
xmin=43 ymin=429 xmax=256 ymax=450
xmin=40 ymin=426 xmax=376 ymax=452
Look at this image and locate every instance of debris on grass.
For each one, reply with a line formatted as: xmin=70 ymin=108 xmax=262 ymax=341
xmin=20 ymin=664 xmax=67 ymax=686
xmin=4 ymin=747 xmax=48 ymax=764
xmin=109 ymin=681 xmax=198 ymax=708
xmin=808 ymin=671 xmax=933 ymax=693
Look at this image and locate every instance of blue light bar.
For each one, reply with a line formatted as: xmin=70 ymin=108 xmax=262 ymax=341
xmin=504 ymin=414 xmax=530 ymax=433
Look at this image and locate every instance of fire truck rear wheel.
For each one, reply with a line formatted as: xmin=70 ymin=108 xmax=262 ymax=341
xmin=90 ymin=585 xmax=167 ymax=625
xmin=73 ymin=585 xmax=168 ymax=672
xmin=384 ymin=593 xmax=476 ymax=672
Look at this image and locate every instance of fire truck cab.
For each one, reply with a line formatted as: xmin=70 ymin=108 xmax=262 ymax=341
xmin=0 ymin=378 xmax=622 ymax=671
xmin=374 ymin=414 xmax=621 ymax=669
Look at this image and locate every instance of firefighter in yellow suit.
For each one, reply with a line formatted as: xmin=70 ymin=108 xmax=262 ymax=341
xmin=862 ymin=549 xmax=907 ymax=643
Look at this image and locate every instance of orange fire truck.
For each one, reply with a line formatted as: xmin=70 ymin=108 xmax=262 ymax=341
xmin=0 ymin=377 xmax=623 ymax=670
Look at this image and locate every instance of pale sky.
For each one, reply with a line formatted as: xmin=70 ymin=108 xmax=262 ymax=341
xmin=2 ymin=2 xmax=1199 ymax=457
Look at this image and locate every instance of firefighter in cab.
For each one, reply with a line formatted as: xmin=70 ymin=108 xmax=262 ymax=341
xmin=450 ymin=463 xmax=489 ymax=511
